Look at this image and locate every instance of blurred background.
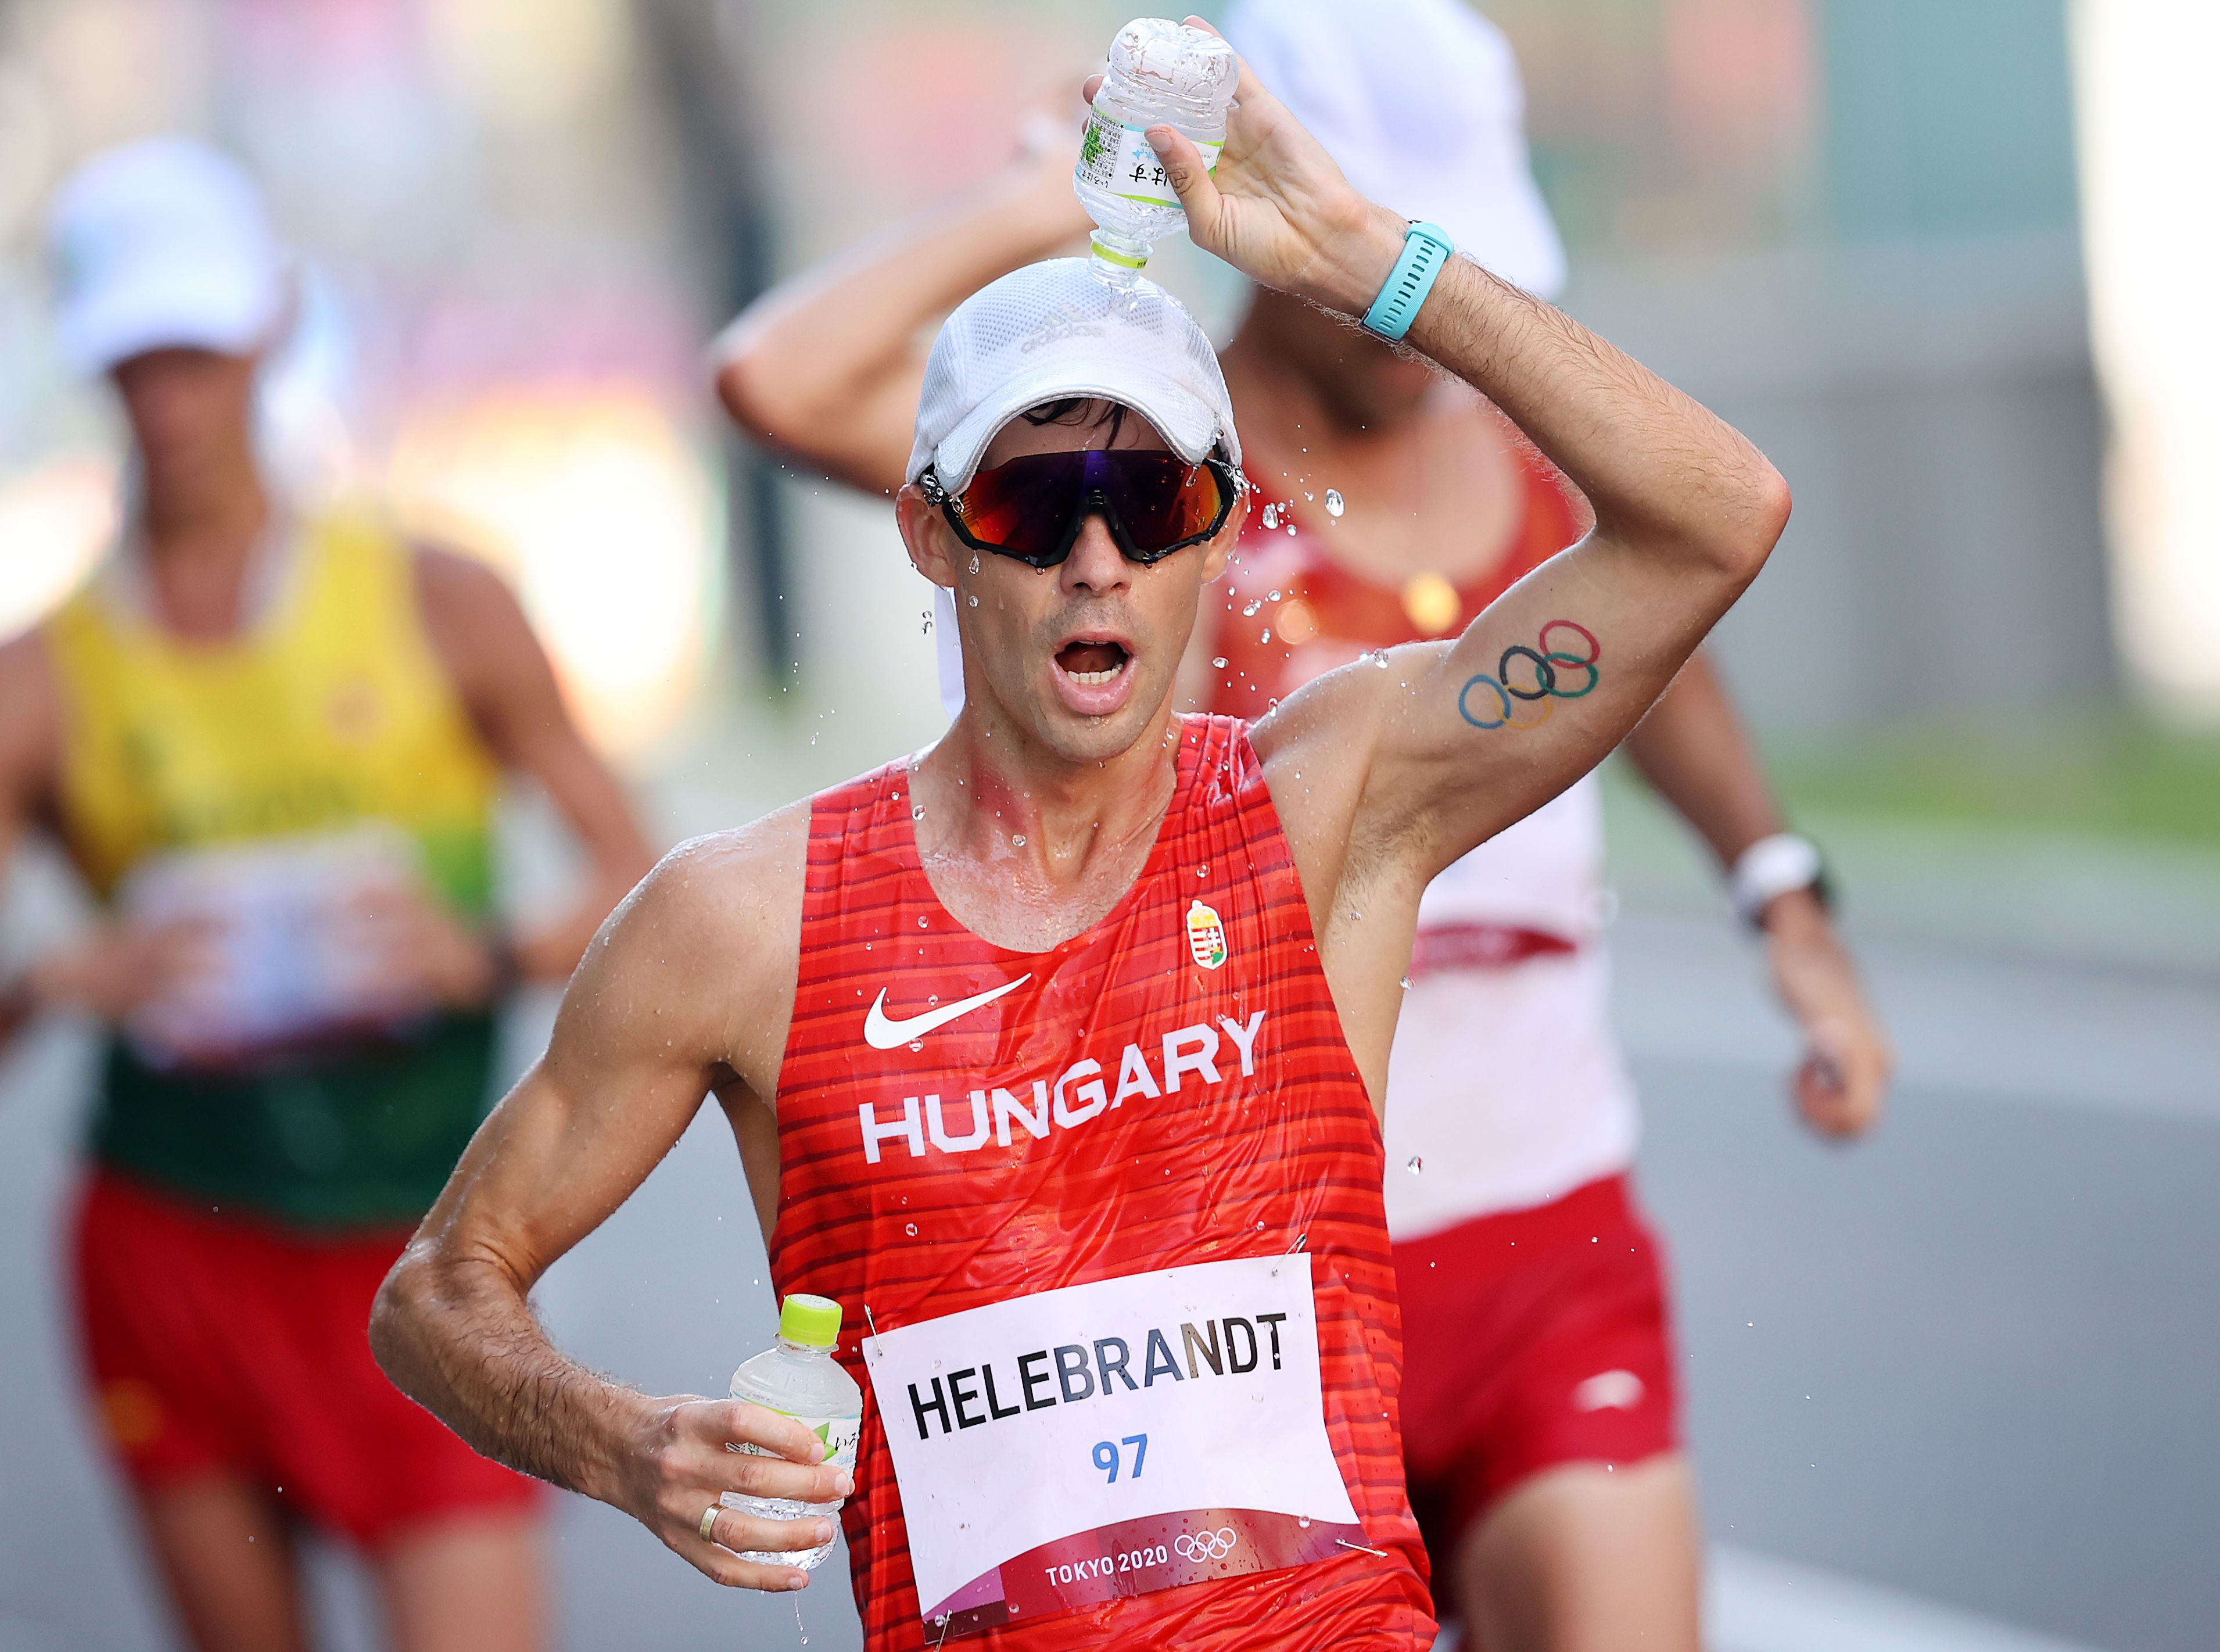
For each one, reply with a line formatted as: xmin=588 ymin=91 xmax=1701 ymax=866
xmin=1 ymin=2 xmax=2214 ymax=1651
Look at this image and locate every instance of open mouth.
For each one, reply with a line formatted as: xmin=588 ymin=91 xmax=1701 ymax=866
xmin=1055 ymin=638 xmax=1131 ymax=686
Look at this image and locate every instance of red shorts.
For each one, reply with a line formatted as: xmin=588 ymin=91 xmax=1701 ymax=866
xmin=1392 ymin=1173 xmax=1681 ymax=1564
xmin=71 ymin=1168 xmax=540 ymax=1550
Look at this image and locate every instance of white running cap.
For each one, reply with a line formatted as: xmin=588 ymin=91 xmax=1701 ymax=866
xmin=1224 ymin=0 xmax=1566 ymax=300
xmin=47 ymin=137 xmax=288 ymax=377
xmin=906 ymin=257 xmax=1242 ymax=494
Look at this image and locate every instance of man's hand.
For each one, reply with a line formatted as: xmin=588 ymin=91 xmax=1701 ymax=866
xmin=605 ymin=1394 xmax=855 ymax=1593
xmin=1761 ymin=890 xmax=1891 ymax=1138
xmin=30 ymin=916 xmax=214 ymax=1023
xmin=340 ymin=879 xmax=503 ymax=1012
xmin=1118 ymin=19 xmax=1406 ymax=316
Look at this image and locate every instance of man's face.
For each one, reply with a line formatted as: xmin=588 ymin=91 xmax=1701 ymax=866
xmin=898 ymin=399 xmax=1239 ymax=766
xmin=111 ymin=346 xmax=258 ymax=492
xmin=1251 ymin=289 xmax=1436 ymax=431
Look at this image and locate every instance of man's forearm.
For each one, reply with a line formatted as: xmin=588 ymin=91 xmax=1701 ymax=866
xmin=1314 ymin=206 xmax=1785 ymax=574
xmin=371 ymin=1246 xmax=645 ymax=1504
xmin=715 ymin=155 xmax=1089 ymax=490
xmin=1621 ymin=651 xmax=1787 ymax=867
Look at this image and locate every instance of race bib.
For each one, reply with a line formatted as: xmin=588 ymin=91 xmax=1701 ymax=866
xmin=864 ymin=1255 xmax=1362 ymax=1639
xmin=1075 ymin=108 xmax=1223 ymax=207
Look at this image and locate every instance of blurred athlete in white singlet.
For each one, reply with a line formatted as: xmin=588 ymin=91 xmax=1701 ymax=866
xmin=712 ymin=6 xmax=1892 ymax=1647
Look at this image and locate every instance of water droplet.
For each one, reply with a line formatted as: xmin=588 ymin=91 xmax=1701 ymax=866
xmin=927 ymin=994 xmax=939 ymax=1006
xmin=1285 ymin=522 xmax=1297 ymax=535
xmin=921 ymin=611 xmax=933 ymax=633
xmin=911 ymin=803 xmax=926 ymax=820
xmin=1371 ymin=648 xmax=1391 ymax=667
xmin=1242 ymin=600 xmax=1262 ymax=617
xmin=1400 ymin=976 xmax=1413 ymax=991
xmin=1260 ymin=629 xmax=1272 ymax=643
xmin=918 ymin=916 xmax=928 ymax=928
xmin=1260 ymin=503 xmax=1279 ymax=529
xmin=905 ymin=1223 xmax=918 ymax=1236
xmin=967 ymin=594 xmax=979 ymax=607
xmin=1324 ymin=489 xmax=1344 ymax=517
xmin=909 ymin=1041 xmax=922 ymax=1052
xmin=1405 ymin=1155 xmax=1423 ymax=1174
xmin=1013 ymin=834 xmax=1026 ymax=846
xmin=968 ymin=553 xmax=981 ymax=575
xmin=1268 ymin=589 xmax=1282 ymax=601
xmin=1211 ymin=657 xmax=1228 ymax=669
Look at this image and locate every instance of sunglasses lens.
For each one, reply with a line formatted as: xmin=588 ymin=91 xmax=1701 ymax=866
xmin=1096 ymin=451 xmax=1226 ymax=554
xmin=951 ymin=449 xmax=1230 ymax=563
xmin=954 ymin=454 xmax=1086 ymax=563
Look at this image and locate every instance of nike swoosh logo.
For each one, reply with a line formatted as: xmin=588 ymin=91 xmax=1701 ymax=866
xmin=863 ymin=974 xmax=1031 ymax=1050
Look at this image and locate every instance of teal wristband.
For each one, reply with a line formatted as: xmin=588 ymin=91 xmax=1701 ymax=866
xmin=1361 ymin=221 xmax=1455 ymax=342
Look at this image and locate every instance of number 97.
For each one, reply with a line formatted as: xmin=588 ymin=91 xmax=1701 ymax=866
xmin=1092 ymin=1434 xmax=1148 ymax=1483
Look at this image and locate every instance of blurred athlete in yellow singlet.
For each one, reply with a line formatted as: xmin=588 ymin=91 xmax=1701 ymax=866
xmin=0 ymin=139 xmax=653 ymax=1652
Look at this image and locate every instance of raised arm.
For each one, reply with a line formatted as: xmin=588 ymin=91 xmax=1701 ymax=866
xmin=714 ymin=116 xmax=1091 ymax=496
xmin=1149 ymin=35 xmax=1787 ymax=871
xmin=368 ymin=812 xmax=850 ymax=1594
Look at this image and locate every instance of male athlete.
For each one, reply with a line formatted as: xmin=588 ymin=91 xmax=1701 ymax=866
xmin=371 ymin=34 xmax=1791 ymax=1652
xmin=718 ymin=5 xmax=1888 ymax=1649
xmin=0 ymin=139 xmax=652 ymax=1652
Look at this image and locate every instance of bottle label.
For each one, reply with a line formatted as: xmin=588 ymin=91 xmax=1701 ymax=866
xmin=726 ymin=1404 xmax=862 ymax=1468
xmin=1075 ymin=109 xmax=1222 ymax=207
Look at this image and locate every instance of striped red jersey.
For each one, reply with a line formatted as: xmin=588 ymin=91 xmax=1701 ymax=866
xmin=769 ymin=714 xmax=1433 ymax=1650
xmin=1213 ymin=444 xmax=1581 ymax=717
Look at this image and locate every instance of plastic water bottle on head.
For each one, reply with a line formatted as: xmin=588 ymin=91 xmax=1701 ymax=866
xmin=1074 ymin=17 xmax=1238 ymax=284
xmin=720 ymin=1293 xmax=861 ymax=1569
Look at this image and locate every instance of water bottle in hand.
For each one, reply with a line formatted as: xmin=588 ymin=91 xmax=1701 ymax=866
xmin=722 ymin=1293 xmax=862 ymax=1569
xmin=1074 ymin=17 xmax=1238 ymax=281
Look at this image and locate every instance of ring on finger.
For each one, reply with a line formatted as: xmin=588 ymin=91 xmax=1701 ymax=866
xmin=698 ymin=1503 xmax=722 ymax=1543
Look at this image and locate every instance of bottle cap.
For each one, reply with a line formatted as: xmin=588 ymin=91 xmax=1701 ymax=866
xmin=779 ymin=1293 xmax=842 ymax=1348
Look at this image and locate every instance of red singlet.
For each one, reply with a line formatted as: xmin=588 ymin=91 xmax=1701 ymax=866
xmin=770 ymin=715 xmax=1432 ymax=1651
xmin=1211 ymin=445 xmax=1581 ymax=718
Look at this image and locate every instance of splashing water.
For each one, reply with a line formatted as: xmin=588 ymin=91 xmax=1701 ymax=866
xmin=1242 ymin=600 xmax=1262 ymax=617
xmin=1260 ymin=503 xmax=1279 ymax=529
xmin=1324 ymin=489 xmax=1345 ymax=517
xmin=1405 ymin=1156 xmax=1423 ymax=1174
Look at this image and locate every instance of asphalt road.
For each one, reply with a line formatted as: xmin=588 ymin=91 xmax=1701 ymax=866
xmin=1 ymin=877 xmax=2212 ymax=1652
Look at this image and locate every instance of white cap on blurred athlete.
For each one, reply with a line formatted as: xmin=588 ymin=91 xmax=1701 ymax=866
xmin=47 ymin=137 xmax=288 ymax=377
xmin=913 ymin=259 xmax=1242 ymax=722
xmin=1225 ymin=0 xmax=1566 ymax=300
xmin=908 ymin=258 xmax=1242 ymax=493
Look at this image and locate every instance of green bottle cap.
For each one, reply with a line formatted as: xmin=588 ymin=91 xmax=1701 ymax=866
xmin=779 ymin=1293 xmax=842 ymax=1349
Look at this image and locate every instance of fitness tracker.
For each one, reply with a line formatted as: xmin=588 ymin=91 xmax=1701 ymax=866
xmin=1728 ymin=833 xmax=1831 ymax=929
xmin=1361 ymin=221 xmax=1455 ymax=342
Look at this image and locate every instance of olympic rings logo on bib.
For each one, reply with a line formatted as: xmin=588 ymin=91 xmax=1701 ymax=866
xmin=1174 ymin=1527 xmax=1240 ymax=1563
xmin=1457 ymin=619 xmax=1602 ymax=732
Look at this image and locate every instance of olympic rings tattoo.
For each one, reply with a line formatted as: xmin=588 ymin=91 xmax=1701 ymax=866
xmin=1458 ymin=619 xmax=1601 ymax=732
